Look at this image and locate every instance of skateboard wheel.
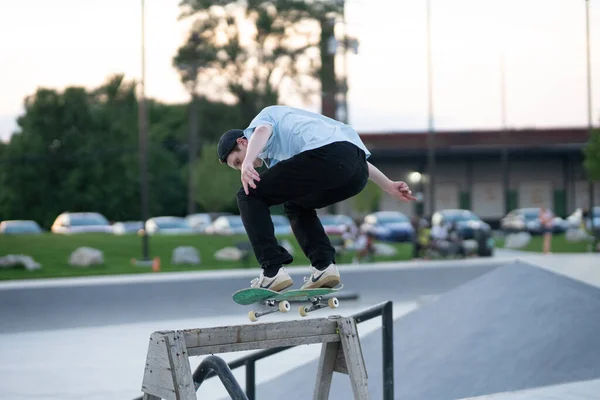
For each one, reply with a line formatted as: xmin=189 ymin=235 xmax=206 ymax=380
xmin=248 ymin=310 xmax=258 ymax=322
xmin=279 ymin=300 xmax=291 ymax=313
xmin=328 ymin=297 xmax=339 ymax=309
xmin=298 ymin=305 xmax=309 ymax=317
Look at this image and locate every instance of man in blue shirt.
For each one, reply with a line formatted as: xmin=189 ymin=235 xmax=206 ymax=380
xmin=217 ymin=106 xmax=416 ymax=292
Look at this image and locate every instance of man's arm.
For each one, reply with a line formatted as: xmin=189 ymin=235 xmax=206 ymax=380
xmin=240 ymin=124 xmax=273 ymax=195
xmin=243 ymin=124 xmax=273 ymax=165
xmin=367 ymin=162 xmax=393 ymax=192
xmin=367 ymin=161 xmax=418 ymax=202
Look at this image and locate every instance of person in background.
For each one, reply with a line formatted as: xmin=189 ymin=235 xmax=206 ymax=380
xmin=539 ymin=206 xmax=553 ymax=254
xmin=353 ymin=226 xmax=375 ymax=263
xmin=410 ymin=216 xmax=421 ymax=259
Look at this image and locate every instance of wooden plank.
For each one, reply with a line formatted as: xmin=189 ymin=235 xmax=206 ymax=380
xmin=313 ymin=342 xmax=339 ymax=400
xmin=334 ymin=345 xmax=348 ymax=375
xmin=142 ymin=394 xmax=161 ymax=400
xmin=164 ymin=332 xmax=196 ymax=400
xmin=182 ymin=318 xmax=338 ymax=350
xmin=338 ymin=318 xmax=370 ymax=399
xmin=187 ymin=334 xmax=340 ymax=356
xmin=141 ymin=333 xmax=178 ymax=400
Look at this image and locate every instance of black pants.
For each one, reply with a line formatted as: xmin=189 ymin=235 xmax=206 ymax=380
xmin=236 ymin=141 xmax=369 ymax=269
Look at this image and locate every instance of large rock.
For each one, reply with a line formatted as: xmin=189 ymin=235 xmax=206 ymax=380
xmin=0 ymin=255 xmax=41 ymax=271
xmin=69 ymin=247 xmax=104 ymax=267
xmin=373 ymin=242 xmax=397 ymax=256
xmin=214 ymin=246 xmax=246 ymax=261
xmin=171 ymin=246 xmax=201 ymax=265
xmin=504 ymin=232 xmax=531 ymax=249
xmin=565 ymin=228 xmax=592 ymax=243
xmin=279 ymin=239 xmax=295 ymax=256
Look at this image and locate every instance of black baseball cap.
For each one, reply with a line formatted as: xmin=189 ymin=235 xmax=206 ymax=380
xmin=217 ymin=129 xmax=245 ymax=163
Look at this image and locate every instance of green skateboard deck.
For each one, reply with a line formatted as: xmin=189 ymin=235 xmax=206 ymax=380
xmin=232 ymin=285 xmax=343 ymax=321
xmin=232 ymin=285 xmax=343 ymax=305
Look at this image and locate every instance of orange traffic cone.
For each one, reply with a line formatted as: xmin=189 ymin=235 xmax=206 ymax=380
xmin=152 ymin=256 xmax=161 ymax=272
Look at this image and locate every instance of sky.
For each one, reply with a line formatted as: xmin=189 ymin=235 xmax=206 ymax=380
xmin=0 ymin=0 xmax=599 ymax=142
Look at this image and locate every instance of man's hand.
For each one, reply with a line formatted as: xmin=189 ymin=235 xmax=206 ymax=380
xmin=241 ymin=161 xmax=261 ymax=195
xmin=385 ymin=181 xmax=418 ymax=202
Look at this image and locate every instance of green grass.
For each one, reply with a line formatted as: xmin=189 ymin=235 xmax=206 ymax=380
xmin=0 ymin=233 xmax=412 ymax=281
xmin=495 ymin=233 xmax=594 ymax=253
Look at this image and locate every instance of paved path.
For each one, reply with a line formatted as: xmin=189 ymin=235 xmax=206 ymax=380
xmin=459 ymin=378 xmax=600 ymax=399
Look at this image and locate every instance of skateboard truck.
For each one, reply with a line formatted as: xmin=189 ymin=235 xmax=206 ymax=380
xmin=248 ymin=299 xmax=291 ymax=322
xmin=298 ymin=295 xmax=339 ymax=317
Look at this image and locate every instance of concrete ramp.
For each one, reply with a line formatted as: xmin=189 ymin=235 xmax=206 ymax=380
xmin=255 ymin=260 xmax=600 ymax=399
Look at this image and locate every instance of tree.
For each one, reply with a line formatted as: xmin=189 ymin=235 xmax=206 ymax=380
xmin=175 ymin=0 xmax=342 ymax=122
xmin=352 ymin=180 xmax=381 ymax=214
xmin=0 ymin=75 xmax=190 ymax=227
xmin=584 ymin=127 xmax=600 ymax=181
xmin=193 ymin=142 xmax=240 ymax=212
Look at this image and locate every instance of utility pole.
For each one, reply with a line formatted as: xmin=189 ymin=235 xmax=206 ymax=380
xmin=187 ymin=91 xmax=199 ymax=215
xmin=426 ymin=0 xmax=436 ymax=218
xmin=585 ymin=0 xmax=596 ymax=251
xmin=500 ymin=54 xmax=510 ymax=213
xmin=138 ymin=0 xmax=150 ymax=261
xmin=320 ymin=16 xmax=337 ymax=120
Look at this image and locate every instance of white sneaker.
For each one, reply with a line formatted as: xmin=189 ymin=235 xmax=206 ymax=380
xmin=301 ymin=264 xmax=341 ymax=289
xmin=250 ymin=267 xmax=293 ymax=292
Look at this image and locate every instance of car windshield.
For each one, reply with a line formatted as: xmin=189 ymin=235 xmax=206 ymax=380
xmin=522 ymin=209 xmax=542 ymax=220
xmin=155 ymin=218 xmax=189 ymax=229
xmin=3 ymin=222 xmax=41 ymax=233
xmin=70 ymin=214 xmax=109 ymax=226
xmin=377 ymin=213 xmax=409 ymax=223
xmin=187 ymin=215 xmax=210 ymax=223
xmin=123 ymin=222 xmax=142 ymax=229
xmin=442 ymin=211 xmax=480 ymax=222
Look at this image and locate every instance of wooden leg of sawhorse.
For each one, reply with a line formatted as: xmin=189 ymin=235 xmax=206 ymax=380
xmin=313 ymin=317 xmax=370 ymax=400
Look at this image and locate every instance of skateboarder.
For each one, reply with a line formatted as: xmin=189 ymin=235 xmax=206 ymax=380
xmin=218 ymin=105 xmax=417 ymax=292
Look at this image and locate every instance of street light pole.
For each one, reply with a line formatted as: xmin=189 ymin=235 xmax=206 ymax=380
xmin=585 ymin=0 xmax=596 ymax=251
xmin=500 ymin=54 xmax=510 ymax=214
xmin=138 ymin=0 xmax=150 ymax=260
xmin=426 ymin=0 xmax=436 ymax=218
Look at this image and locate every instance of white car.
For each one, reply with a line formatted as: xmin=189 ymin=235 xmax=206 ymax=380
xmin=51 ymin=212 xmax=112 ymax=234
xmin=145 ymin=217 xmax=196 ymax=235
xmin=0 ymin=220 xmax=43 ymax=235
xmin=112 ymin=221 xmax=144 ymax=235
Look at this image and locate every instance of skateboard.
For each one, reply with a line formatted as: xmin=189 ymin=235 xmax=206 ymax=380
xmin=232 ymin=285 xmax=343 ymax=322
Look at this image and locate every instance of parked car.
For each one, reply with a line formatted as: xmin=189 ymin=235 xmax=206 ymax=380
xmin=0 ymin=220 xmax=43 ymax=235
xmin=431 ymin=209 xmax=491 ymax=240
xmin=112 ymin=221 xmax=143 ymax=235
xmin=206 ymin=215 xmax=247 ymax=235
xmin=51 ymin=212 xmax=112 ymax=234
xmin=318 ymin=214 xmax=357 ymax=236
xmin=500 ymin=208 xmax=567 ymax=234
xmin=361 ymin=211 xmax=414 ymax=242
xmin=271 ymin=215 xmax=292 ymax=235
xmin=566 ymin=207 xmax=600 ymax=233
xmin=185 ymin=213 xmax=213 ymax=232
xmin=145 ymin=217 xmax=196 ymax=235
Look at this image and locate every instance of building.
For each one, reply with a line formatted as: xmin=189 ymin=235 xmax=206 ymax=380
xmin=334 ymin=127 xmax=598 ymax=226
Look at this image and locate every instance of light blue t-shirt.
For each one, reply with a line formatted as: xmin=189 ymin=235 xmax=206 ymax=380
xmin=243 ymin=105 xmax=371 ymax=168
